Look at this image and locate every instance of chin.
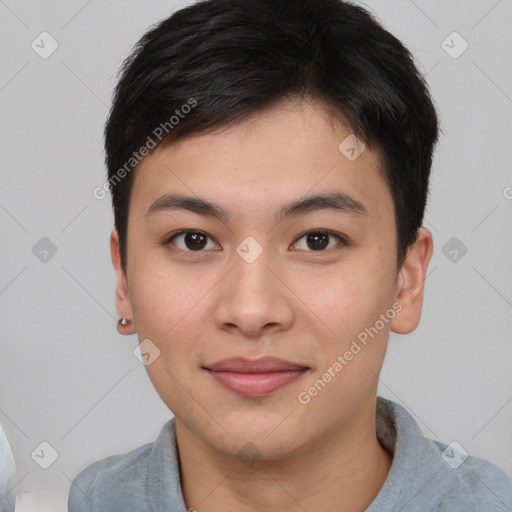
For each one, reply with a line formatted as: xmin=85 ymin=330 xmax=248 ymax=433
xmin=207 ymin=415 xmax=310 ymax=460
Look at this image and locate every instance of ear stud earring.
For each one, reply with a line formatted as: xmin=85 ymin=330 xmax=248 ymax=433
xmin=118 ymin=317 xmax=132 ymax=327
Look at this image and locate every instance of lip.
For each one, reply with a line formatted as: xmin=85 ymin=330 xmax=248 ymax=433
xmin=204 ymin=356 xmax=308 ymax=373
xmin=203 ymin=357 xmax=309 ymax=397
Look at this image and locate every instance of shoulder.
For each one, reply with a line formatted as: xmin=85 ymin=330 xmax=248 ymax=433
xmin=67 ymin=420 xmax=179 ymax=512
xmin=374 ymin=398 xmax=512 ymax=511
xmin=67 ymin=441 xmax=154 ymax=512
xmin=428 ymin=439 xmax=512 ymax=511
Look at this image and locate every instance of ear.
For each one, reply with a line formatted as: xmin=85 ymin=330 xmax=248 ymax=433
xmin=110 ymin=230 xmax=136 ymax=335
xmin=390 ymin=227 xmax=433 ymax=335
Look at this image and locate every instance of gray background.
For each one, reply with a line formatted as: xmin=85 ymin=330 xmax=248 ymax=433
xmin=1 ymin=0 xmax=511 ymax=510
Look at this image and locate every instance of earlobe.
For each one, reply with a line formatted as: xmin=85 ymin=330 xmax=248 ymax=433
xmin=110 ymin=230 xmax=136 ymax=335
xmin=390 ymin=227 xmax=433 ymax=335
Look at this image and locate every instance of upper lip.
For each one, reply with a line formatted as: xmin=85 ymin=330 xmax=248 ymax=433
xmin=203 ymin=357 xmax=309 ymax=373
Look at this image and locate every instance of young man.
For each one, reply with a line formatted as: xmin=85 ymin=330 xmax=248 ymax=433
xmin=69 ymin=0 xmax=512 ymax=510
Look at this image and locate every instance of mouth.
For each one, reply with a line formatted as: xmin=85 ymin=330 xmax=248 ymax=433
xmin=202 ymin=357 xmax=310 ymax=397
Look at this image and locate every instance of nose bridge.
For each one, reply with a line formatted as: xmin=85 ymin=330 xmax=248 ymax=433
xmin=236 ymin=245 xmax=272 ymax=291
xmin=214 ymin=239 xmax=293 ymax=335
xmin=231 ymin=243 xmax=276 ymax=311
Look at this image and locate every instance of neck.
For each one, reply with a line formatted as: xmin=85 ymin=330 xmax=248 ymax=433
xmin=176 ymin=399 xmax=392 ymax=512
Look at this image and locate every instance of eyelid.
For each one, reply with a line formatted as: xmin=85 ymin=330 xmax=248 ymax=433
xmin=164 ymin=229 xmax=348 ymax=253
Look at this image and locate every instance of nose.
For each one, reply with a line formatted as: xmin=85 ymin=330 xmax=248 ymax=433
xmin=213 ymin=247 xmax=295 ymax=338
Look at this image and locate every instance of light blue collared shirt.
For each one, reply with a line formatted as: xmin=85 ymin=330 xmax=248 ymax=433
xmin=68 ymin=397 xmax=512 ymax=511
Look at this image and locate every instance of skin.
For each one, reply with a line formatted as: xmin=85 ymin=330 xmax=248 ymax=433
xmin=111 ymin=97 xmax=433 ymax=512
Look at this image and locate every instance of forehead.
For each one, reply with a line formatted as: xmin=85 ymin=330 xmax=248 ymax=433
xmin=131 ymin=98 xmax=393 ymax=225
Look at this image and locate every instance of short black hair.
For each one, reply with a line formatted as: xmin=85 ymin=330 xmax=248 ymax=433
xmin=104 ymin=0 xmax=439 ymax=271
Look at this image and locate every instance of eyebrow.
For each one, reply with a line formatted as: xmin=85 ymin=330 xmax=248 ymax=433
xmin=145 ymin=191 xmax=367 ymax=223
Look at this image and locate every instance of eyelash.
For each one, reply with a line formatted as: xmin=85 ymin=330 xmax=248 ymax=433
xmin=163 ymin=229 xmax=348 ymax=256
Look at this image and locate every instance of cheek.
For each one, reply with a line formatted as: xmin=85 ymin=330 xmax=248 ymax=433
xmin=295 ymin=266 xmax=393 ymax=421
xmin=128 ymin=259 xmax=215 ymax=393
xmin=131 ymin=266 xmax=203 ymax=411
xmin=297 ymin=256 xmax=394 ymax=344
xmin=130 ymin=262 xmax=205 ymax=342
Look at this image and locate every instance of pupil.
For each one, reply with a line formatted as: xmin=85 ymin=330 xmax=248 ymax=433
xmin=307 ymin=233 xmax=328 ymax=251
xmin=185 ymin=232 xmax=207 ymax=250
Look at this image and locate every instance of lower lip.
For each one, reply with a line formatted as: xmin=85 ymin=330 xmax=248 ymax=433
xmin=206 ymin=369 xmax=308 ymax=397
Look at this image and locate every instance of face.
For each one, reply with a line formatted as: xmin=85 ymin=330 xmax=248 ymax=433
xmin=112 ymin=97 xmax=431 ymax=460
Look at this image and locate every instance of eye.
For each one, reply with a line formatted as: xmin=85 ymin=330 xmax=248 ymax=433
xmin=166 ymin=230 xmax=219 ymax=253
xmin=164 ymin=229 xmax=347 ymax=254
xmin=292 ymin=230 xmax=347 ymax=252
